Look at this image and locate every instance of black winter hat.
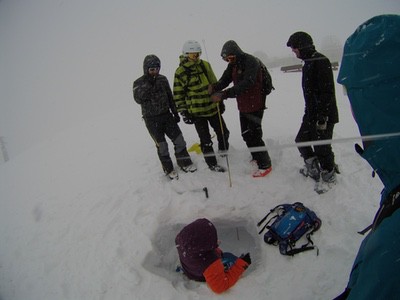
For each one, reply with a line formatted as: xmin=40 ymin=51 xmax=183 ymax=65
xmin=286 ymin=32 xmax=314 ymax=49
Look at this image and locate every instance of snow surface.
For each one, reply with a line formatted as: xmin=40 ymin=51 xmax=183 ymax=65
xmin=1 ymin=1 xmax=394 ymax=299
xmin=0 ymin=67 xmax=384 ymax=300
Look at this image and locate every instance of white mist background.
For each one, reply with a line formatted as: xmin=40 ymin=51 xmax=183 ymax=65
xmin=1 ymin=1 xmax=399 ymax=299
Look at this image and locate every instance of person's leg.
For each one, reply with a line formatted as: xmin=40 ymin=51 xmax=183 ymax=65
xmin=145 ymin=117 xmax=173 ymax=174
xmin=194 ymin=118 xmax=218 ymax=167
xmin=240 ymin=111 xmax=271 ymax=169
xmin=315 ymin=123 xmax=336 ymax=182
xmin=164 ymin=114 xmax=194 ymax=170
xmin=208 ymin=114 xmax=230 ymax=152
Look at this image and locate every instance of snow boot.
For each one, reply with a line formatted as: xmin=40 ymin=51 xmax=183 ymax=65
xmin=167 ymin=170 xmax=179 ymax=180
xmin=314 ymin=169 xmax=337 ymax=194
xmin=321 ymin=169 xmax=337 ymax=184
xmin=209 ymin=164 xmax=226 ymax=173
xmin=300 ymin=157 xmax=320 ymax=181
xmin=181 ymin=164 xmax=197 ymax=173
xmin=253 ymin=166 xmax=272 ymax=178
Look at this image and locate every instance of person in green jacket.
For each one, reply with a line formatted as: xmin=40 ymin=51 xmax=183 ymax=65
xmin=173 ymin=40 xmax=229 ymax=172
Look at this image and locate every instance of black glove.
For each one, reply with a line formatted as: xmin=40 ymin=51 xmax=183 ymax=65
xmin=147 ymin=75 xmax=156 ymax=85
xmin=218 ymin=101 xmax=225 ymax=114
xmin=240 ymin=253 xmax=251 ymax=265
xmin=181 ymin=111 xmax=194 ymax=124
xmin=211 ymin=91 xmax=227 ymax=103
xmin=173 ymin=114 xmax=180 ymax=123
xmin=316 ymin=116 xmax=328 ymax=131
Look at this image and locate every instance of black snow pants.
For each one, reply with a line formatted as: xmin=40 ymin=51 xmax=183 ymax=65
xmin=144 ymin=112 xmax=192 ymax=174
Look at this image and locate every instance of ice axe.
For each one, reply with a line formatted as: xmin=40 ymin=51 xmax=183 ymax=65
xmin=191 ymin=187 xmax=209 ymax=198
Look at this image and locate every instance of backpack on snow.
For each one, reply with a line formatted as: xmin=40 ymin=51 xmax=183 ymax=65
xmin=257 ymin=202 xmax=321 ymax=256
xmin=256 ymin=58 xmax=274 ymax=96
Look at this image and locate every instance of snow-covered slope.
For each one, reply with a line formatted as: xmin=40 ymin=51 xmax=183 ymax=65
xmin=0 ymin=68 xmax=383 ymax=299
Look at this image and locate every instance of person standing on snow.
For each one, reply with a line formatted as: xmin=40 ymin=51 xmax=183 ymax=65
xmin=133 ymin=54 xmax=196 ymax=180
xmin=334 ymin=14 xmax=400 ymax=299
xmin=286 ymin=32 xmax=339 ymax=191
xmin=173 ymin=40 xmax=229 ymax=173
xmin=210 ymin=40 xmax=272 ymax=178
xmin=175 ymin=218 xmax=251 ymax=294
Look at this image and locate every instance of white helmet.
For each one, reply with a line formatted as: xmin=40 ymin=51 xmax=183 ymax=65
xmin=182 ymin=40 xmax=202 ymax=56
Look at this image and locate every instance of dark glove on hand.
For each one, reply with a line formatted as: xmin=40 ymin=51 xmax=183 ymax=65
xmin=147 ymin=75 xmax=156 ymax=85
xmin=316 ymin=116 xmax=328 ymax=131
xmin=218 ymin=101 xmax=226 ymax=114
xmin=208 ymin=84 xmax=214 ymax=95
xmin=211 ymin=91 xmax=227 ymax=103
xmin=173 ymin=114 xmax=180 ymax=123
xmin=240 ymin=253 xmax=251 ymax=266
xmin=181 ymin=111 xmax=194 ymax=125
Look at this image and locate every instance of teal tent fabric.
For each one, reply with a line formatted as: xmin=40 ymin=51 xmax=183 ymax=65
xmin=336 ymin=15 xmax=400 ymax=299
xmin=338 ymin=14 xmax=400 ymax=197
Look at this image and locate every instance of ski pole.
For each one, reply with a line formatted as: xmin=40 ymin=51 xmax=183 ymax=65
xmin=202 ymin=38 xmax=232 ymax=187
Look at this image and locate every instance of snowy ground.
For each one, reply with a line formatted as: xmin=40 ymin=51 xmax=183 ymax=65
xmin=0 ymin=68 xmax=383 ymax=299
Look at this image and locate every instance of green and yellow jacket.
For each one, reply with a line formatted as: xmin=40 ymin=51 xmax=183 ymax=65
xmin=173 ymin=56 xmax=218 ymax=117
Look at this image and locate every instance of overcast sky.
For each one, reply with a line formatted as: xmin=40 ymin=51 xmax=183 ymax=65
xmin=0 ymin=0 xmax=399 ymax=158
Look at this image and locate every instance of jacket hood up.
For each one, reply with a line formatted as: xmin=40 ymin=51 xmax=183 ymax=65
xmin=337 ymin=14 xmax=400 ymax=199
xmin=220 ymin=40 xmax=244 ymax=58
xmin=175 ymin=218 xmax=218 ymax=255
xmin=143 ymin=54 xmax=161 ymax=74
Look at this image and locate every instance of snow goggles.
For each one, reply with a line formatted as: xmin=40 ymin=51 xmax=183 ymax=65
xmin=148 ymin=67 xmax=160 ymax=72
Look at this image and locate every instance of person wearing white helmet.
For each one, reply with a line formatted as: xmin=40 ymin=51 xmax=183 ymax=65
xmin=173 ymin=40 xmax=229 ymax=172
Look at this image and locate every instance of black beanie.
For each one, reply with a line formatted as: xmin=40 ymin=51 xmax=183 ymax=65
xmin=287 ymin=32 xmax=314 ymax=49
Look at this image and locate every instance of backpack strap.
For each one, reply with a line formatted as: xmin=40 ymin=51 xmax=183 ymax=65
xmin=283 ymin=226 xmax=320 ymax=256
xmin=358 ymin=184 xmax=400 ymax=235
xmin=257 ymin=204 xmax=285 ymax=233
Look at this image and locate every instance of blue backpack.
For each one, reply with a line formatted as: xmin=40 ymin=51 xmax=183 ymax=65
xmin=257 ymin=202 xmax=321 ymax=256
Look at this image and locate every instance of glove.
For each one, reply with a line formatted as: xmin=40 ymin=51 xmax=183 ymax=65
xmin=208 ymin=84 xmax=214 ymax=95
xmin=221 ymin=252 xmax=238 ymax=270
xmin=147 ymin=75 xmax=156 ymax=85
xmin=316 ymin=116 xmax=328 ymax=131
xmin=218 ymin=101 xmax=225 ymax=114
xmin=181 ymin=111 xmax=194 ymax=125
xmin=240 ymin=253 xmax=252 ymax=265
xmin=173 ymin=114 xmax=180 ymax=123
xmin=211 ymin=91 xmax=227 ymax=103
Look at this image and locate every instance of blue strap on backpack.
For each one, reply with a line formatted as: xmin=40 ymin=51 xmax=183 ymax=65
xmin=257 ymin=202 xmax=321 ymax=256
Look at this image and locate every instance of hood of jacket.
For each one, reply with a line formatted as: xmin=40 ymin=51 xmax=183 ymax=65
xmin=175 ymin=218 xmax=218 ymax=255
xmin=337 ymin=14 xmax=400 ymax=199
xmin=142 ymin=54 xmax=161 ymax=74
xmin=220 ymin=40 xmax=244 ymax=58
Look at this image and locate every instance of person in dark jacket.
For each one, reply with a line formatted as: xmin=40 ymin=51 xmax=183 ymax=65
xmin=210 ymin=40 xmax=272 ymax=178
xmin=286 ymin=32 xmax=339 ymax=191
xmin=133 ymin=54 xmax=196 ymax=179
xmin=334 ymin=15 xmax=400 ymax=299
xmin=173 ymin=40 xmax=228 ymax=172
xmin=175 ymin=218 xmax=251 ymax=294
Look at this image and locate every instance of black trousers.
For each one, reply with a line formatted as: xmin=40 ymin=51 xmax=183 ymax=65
xmin=193 ymin=114 xmax=230 ymax=167
xmin=295 ymin=120 xmax=336 ymax=171
xmin=144 ymin=113 xmax=192 ymax=173
xmin=239 ymin=110 xmax=271 ymax=169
